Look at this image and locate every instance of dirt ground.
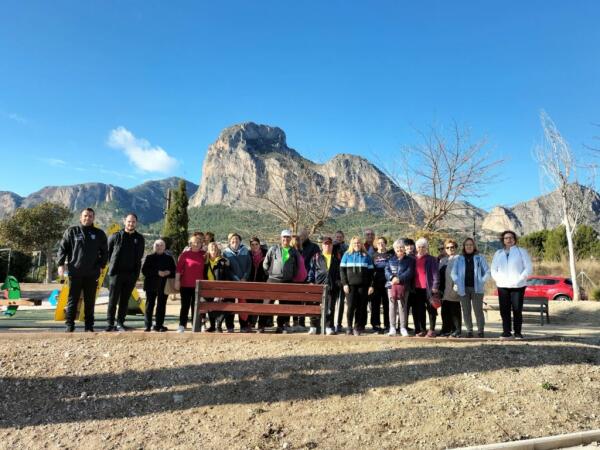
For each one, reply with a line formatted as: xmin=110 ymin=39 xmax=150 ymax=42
xmin=1 ymin=285 xmax=600 ymax=449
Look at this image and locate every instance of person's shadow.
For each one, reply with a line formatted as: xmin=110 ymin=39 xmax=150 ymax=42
xmin=1 ymin=341 xmax=598 ymax=429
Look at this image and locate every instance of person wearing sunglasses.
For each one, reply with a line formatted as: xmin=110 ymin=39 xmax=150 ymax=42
xmin=439 ymin=239 xmax=462 ymax=337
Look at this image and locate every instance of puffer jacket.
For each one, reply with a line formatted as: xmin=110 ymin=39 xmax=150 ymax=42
xmin=223 ymin=244 xmax=251 ymax=281
xmin=340 ymin=251 xmax=374 ymax=287
xmin=384 ymin=255 xmax=415 ymax=288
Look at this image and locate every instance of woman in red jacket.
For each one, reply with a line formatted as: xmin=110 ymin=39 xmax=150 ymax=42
xmin=174 ymin=234 xmax=205 ymax=333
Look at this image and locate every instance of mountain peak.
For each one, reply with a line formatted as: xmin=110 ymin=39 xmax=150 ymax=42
xmin=216 ymin=122 xmax=297 ymax=157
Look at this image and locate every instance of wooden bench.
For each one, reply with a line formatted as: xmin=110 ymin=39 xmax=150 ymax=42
xmin=0 ymin=298 xmax=42 ymax=306
xmin=484 ymin=296 xmax=550 ymax=326
xmin=192 ymin=280 xmax=328 ymax=333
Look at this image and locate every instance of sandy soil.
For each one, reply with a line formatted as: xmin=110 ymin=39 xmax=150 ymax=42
xmin=0 ymin=332 xmax=599 ymax=450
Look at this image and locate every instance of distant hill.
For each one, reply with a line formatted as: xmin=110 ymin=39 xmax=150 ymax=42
xmin=2 ymin=122 xmax=599 ymax=239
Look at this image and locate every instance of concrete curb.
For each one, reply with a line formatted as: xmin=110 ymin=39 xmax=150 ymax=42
xmin=454 ymin=429 xmax=600 ymax=450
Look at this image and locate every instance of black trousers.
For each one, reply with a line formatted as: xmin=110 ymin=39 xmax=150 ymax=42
xmin=346 ymin=285 xmax=368 ymax=329
xmin=441 ymin=300 xmax=462 ymax=334
xmin=335 ymin=289 xmax=346 ymax=328
xmin=498 ymin=287 xmax=525 ymax=335
xmin=144 ymin=290 xmax=168 ymax=329
xmin=179 ymin=287 xmax=196 ymax=327
xmin=66 ymin=275 xmax=98 ymax=328
xmin=369 ymin=283 xmax=390 ymax=329
xmin=107 ymin=273 xmax=137 ymax=326
xmin=412 ymin=288 xmax=438 ymax=333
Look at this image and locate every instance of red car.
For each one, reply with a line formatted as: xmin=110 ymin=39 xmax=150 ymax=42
xmin=524 ymin=276 xmax=587 ymax=301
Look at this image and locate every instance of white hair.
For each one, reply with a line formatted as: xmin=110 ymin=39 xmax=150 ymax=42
xmin=415 ymin=237 xmax=429 ymax=248
xmin=393 ymin=239 xmax=405 ymax=249
xmin=153 ymin=239 xmax=166 ymax=251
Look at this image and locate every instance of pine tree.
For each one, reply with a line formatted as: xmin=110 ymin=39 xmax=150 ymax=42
xmin=162 ymin=180 xmax=189 ymax=256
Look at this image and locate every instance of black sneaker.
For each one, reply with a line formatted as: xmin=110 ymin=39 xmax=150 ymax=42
xmin=65 ymin=325 xmax=75 ymax=333
xmin=514 ymin=333 xmax=524 ymax=340
xmin=116 ymin=324 xmax=133 ymax=332
xmin=144 ymin=327 xmax=151 ymax=332
xmin=345 ymin=328 xmax=353 ymax=335
xmin=500 ymin=333 xmax=513 ymax=339
xmin=158 ymin=326 xmax=168 ymax=332
xmin=477 ymin=331 xmax=485 ymax=338
xmin=84 ymin=327 xmax=94 ymax=333
xmin=105 ymin=325 xmax=116 ymax=332
xmin=275 ymin=327 xmax=284 ymax=334
xmin=466 ymin=331 xmax=474 ymax=338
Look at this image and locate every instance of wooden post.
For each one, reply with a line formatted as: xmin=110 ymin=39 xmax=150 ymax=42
xmin=192 ymin=279 xmax=202 ymax=332
xmin=319 ymin=285 xmax=328 ymax=334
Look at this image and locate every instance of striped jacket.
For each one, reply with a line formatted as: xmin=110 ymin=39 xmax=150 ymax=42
xmin=340 ymin=251 xmax=374 ymax=287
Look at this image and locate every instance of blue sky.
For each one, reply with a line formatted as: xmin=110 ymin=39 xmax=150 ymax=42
xmin=1 ymin=0 xmax=599 ymax=211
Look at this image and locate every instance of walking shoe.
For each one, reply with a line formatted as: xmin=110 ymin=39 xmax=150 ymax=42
xmin=500 ymin=333 xmax=512 ymax=339
xmin=226 ymin=328 xmax=234 ymax=333
xmin=275 ymin=327 xmax=284 ymax=334
xmin=84 ymin=327 xmax=94 ymax=333
xmin=514 ymin=333 xmax=524 ymax=340
xmin=372 ymin=326 xmax=383 ymax=334
xmin=216 ymin=327 xmax=223 ymax=333
xmin=325 ymin=327 xmax=335 ymax=335
xmin=353 ymin=329 xmax=361 ymax=336
xmin=426 ymin=330 xmax=436 ymax=338
xmin=416 ymin=331 xmax=427 ymax=337
xmin=282 ymin=325 xmax=291 ymax=334
xmin=200 ymin=325 xmax=207 ymax=332
xmin=65 ymin=325 xmax=75 ymax=333
xmin=440 ymin=331 xmax=452 ymax=337
xmin=257 ymin=327 xmax=265 ymax=333
xmin=466 ymin=331 xmax=474 ymax=338
xmin=144 ymin=327 xmax=151 ymax=332
xmin=116 ymin=324 xmax=132 ymax=332
xmin=477 ymin=331 xmax=485 ymax=338
xmin=105 ymin=325 xmax=116 ymax=332
xmin=308 ymin=327 xmax=318 ymax=335
xmin=335 ymin=325 xmax=344 ymax=334
xmin=177 ymin=325 xmax=185 ymax=333
xmin=152 ymin=326 xmax=160 ymax=332
xmin=158 ymin=326 xmax=168 ymax=332
xmin=450 ymin=331 xmax=461 ymax=338
xmin=346 ymin=328 xmax=354 ymax=335
xmin=387 ymin=327 xmax=397 ymax=336
xmin=400 ymin=328 xmax=409 ymax=337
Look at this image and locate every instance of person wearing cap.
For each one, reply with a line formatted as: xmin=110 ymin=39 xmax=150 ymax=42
xmin=307 ymin=235 xmax=341 ymax=335
xmin=223 ymin=232 xmax=252 ymax=332
xmin=261 ymin=229 xmax=299 ymax=333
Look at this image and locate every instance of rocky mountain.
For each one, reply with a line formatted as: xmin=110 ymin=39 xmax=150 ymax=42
xmin=0 ymin=178 xmax=198 ymax=225
xmin=189 ymin=122 xmax=415 ymax=214
xmin=0 ymin=192 xmax=23 ymax=220
xmin=481 ymin=186 xmax=600 ymax=236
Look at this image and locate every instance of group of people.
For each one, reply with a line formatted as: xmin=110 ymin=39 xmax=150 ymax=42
xmin=57 ymin=207 xmax=533 ymax=339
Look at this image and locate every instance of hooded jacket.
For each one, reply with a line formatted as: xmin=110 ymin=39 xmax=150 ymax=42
xmin=263 ymin=244 xmax=299 ymax=282
xmin=307 ymin=250 xmax=341 ymax=287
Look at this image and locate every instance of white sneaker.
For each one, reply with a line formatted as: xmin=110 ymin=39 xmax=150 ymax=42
xmin=388 ymin=327 xmax=397 ymax=336
xmin=400 ymin=328 xmax=409 ymax=337
xmin=177 ymin=325 xmax=185 ymax=333
xmin=200 ymin=325 xmax=207 ymax=333
xmin=308 ymin=327 xmax=318 ymax=335
xmin=325 ymin=327 xmax=335 ymax=335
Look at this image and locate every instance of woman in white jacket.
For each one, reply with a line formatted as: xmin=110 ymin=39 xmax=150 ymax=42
xmin=490 ymin=230 xmax=533 ymax=339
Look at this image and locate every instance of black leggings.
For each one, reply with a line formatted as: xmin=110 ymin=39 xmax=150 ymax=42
xmin=179 ymin=287 xmax=196 ymax=327
xmin=346 ymin=285 xmax=368 ymax=330
xmin=441 ymin=300 xmax=461 ymax=334
xmin=369 ymin=283 xmax=389 ymax=329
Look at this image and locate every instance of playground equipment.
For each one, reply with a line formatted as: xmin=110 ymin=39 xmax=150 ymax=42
xmin=0 ymin=276 xmax=41 ymax=316
xmin=54 ymin=223 xmax=145 ymax=322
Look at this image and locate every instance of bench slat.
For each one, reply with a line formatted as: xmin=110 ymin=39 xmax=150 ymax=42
xmin=198 ymin=303 xmax=321 ymax=316
xmin=198 ymin=290 xmax=323 ymax=302
xmin=198 ymin=280 xmax=325 ymax=294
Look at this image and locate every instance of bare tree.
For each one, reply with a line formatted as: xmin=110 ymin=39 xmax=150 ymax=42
xmin=380 ymin=122 xmax=502 ymax=233
xmin=250 ymin=163 xmax=337 ymax=235
xmin=534 ymin=111 xmax=596 ymax=301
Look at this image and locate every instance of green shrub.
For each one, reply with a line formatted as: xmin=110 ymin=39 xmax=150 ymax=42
xmin=590 ymin=287 xmax=600 ymax=301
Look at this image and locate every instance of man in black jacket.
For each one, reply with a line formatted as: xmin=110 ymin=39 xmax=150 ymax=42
xmin=57 ymin=208 xmax=108 ymax=332
xmin=106 ymin=213 xmax=145 ymax=332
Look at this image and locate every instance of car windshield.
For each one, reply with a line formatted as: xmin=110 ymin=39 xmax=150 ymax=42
xmin=565 ymin=279 xmax=572 ymax=285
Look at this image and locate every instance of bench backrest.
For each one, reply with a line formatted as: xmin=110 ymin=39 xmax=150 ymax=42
xmin=195 ymin=280 xmax=325 ymax=303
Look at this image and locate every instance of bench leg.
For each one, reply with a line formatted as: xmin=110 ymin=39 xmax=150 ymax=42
xmin=320 ymin=286 xmax=328 ymax=335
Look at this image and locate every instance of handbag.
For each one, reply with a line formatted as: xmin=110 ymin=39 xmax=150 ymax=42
xmin=164 ymin=277 xmax=178 ymax=295
xmin=429 ymin=292 xmax=442 ymax=309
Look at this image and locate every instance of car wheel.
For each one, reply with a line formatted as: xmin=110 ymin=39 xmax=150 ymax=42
xmin=553 ymin=295 xmax=571 ymax=301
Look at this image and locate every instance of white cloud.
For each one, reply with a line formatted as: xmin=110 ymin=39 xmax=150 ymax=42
xmin=1 ymin=111 xmax=28 ymax=124
xmin=107 ymin=126 xmax=178 ymax=174
xmin=40 ymin=158 xmax=67 ymax=167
